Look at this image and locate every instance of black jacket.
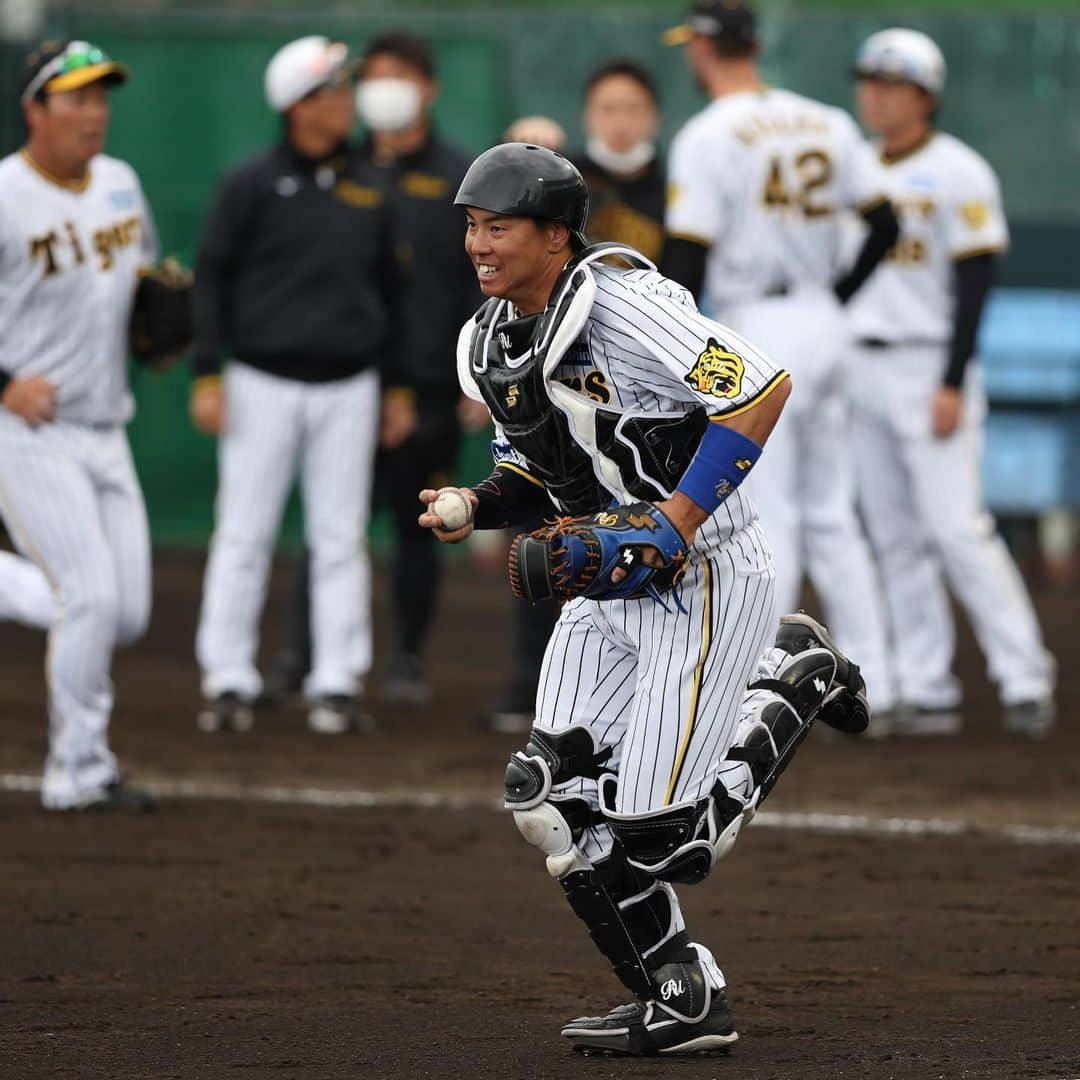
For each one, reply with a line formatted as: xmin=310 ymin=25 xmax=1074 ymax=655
xmin=366 ymin=131 xmax=480 ymax=399
xmin=193 ymin=140 xmax=401 ymax=382
xmin=572 ymin=150 xmax=667 ymax=264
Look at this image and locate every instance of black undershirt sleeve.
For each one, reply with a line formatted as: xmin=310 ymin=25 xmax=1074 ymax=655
xmin=834 ymin=199 xmax=901 ymax=305
xmin=944 ymin=252 xmax=996 ymax=390
xmin=660 ymin=236 xmax=709 ymax=302
xmin=471 ymin=463 xmax=553 ymax=530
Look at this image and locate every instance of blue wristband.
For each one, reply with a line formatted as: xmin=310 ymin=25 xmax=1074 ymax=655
xmin=676 ymin=421 xmax=762 ymax=514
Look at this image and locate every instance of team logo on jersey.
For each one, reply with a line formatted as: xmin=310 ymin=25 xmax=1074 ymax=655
xmin=960 ymin=200 xmax=989 ymax=229
xmin=684 ymin=338 xmax=745 ymax=400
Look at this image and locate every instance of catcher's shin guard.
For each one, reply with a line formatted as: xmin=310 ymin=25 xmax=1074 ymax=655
xmin=726 ymin=645 xmax=837 ymax=805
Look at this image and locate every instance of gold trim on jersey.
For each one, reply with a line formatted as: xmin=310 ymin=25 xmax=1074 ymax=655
xmin=707 ymin=369 xmax=790 ymax=421
xmin=496 ymin=462 xmax=545 ymax=489
xmin=665 ymin=558 xmax=713 ymax=806
xmin=880 ymin=130 xmax=935 ymax=166
xmin=19 ymin=148 xmax=91 ymax=193
xmin=953 ymin=243 xmax=1008 ymax=262
xmin=665 ymin=229 xmax=711 ymax=249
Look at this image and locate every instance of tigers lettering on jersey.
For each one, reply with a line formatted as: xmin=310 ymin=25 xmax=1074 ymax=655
xmin=555 ymin=369 xmax=611 ymax=403
xmin=29 ymin=214 xmax=142 ymax=276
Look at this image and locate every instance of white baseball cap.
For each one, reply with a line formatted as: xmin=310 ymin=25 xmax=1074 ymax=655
xmin=854 ymin=28 xmax=946 ymax=96
xmin=264 ymin=35 xmax=353 ymax=112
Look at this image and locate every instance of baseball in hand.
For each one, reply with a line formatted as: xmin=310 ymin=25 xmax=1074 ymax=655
xmin=432 ymin=487 xmax=473 ymax=531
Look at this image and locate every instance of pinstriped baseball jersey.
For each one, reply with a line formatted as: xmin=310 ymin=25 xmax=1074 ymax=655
xmin=0 ymin=150 xmax=158 ymax=425
xmin=666 ymin=87 xmax=886 ymax=314
xmin=482 ymin=262 xmax=788 ymax=556
xmin=847 ymin=132 xmax=1009 ymax=344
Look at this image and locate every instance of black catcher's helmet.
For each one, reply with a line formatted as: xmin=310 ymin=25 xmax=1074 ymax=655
xmin=454 ymin=142 xmax=590 ymax=249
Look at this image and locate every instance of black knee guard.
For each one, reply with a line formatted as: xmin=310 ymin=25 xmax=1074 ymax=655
xmin=504 ymin=725 xmax=613 ymax=809
xmin=601 ymin=775 xmax=748 ymax=886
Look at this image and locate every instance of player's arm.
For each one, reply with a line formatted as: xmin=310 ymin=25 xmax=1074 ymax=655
xmin=833 ymin=197 xmax=900 ymax=304
xmin=0 ymin=209 xmax=56 ymax=425
xmin=660 ymin=123 xmax=725 ymax=302
xmin=933 ymin=157 xmax=1009 ymax=435
xmin=189 ymin=168 xmax=250 ymax=434
xmin=660 ymin=235 xmax=709 ymax=301
xmin=606 ymin=285 xmax=790 ymax=543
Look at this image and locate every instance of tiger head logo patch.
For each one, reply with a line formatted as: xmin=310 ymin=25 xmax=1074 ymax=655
xmin=685 ymin=338 xmax=745 ymax=400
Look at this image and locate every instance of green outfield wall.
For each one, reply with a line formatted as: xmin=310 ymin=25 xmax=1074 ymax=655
xmin=3 ymin=3 xmax=1076 ymax=545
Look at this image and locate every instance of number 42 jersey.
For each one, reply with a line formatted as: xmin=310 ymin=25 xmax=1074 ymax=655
xmin=666 ymin=87 xmax=886 ymax=315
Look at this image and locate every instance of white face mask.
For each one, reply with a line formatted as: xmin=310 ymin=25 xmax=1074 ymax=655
xmin=585 ymin=136 xmax=656 ymax=177
xmin=356 ymin=77 xmax=423 ymax=132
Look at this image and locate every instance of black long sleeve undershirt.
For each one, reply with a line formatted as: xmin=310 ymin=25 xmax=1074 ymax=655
xmin=660 ymin=235 xmax=709 ymax=301
xmin=471 ymin=463 xmax=553 ymax=530
xmin=834 ymin=199 xmax=901 ymax=305
xmin=944 ymin=252 xmax=996 ymax=390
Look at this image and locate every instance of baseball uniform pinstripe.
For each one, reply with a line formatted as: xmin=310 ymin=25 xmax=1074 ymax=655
xmin=469 ymin=263 xmax=841 ymax=992
xmin=0 ymin=149 xmax=156 ymax=809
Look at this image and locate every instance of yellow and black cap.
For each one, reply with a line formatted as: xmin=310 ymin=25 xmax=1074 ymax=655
xmin=20 ymin=40 xmax=128 ymax=105
xmin=662 ymin=0 xmax=758 ymax=47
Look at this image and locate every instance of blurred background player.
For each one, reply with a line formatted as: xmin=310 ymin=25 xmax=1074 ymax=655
xmin=573 ymin=57 xmax=666 ymax=264
xmin=661 ymin=0 xmax=900 ymax=717
xmin=191 ymin=36 xmax=404 ymax=735
xmin=269 ymin=31 xmax=485 ymax=707
xmin=847 ymin=29 xmax=1056 ymax=737
xmin=0 ymin=40 xmax=156 ymax=810
xmin=477 ymin=58 xmax=669 ymax=733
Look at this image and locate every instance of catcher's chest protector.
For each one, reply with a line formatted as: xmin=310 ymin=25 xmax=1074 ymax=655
xmin=469 ymin=297 xmax=609 ymax=516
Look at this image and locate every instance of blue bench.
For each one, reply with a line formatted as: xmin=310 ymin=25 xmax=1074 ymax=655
xmin=979 ymin=289 xmax=1080 ymax=513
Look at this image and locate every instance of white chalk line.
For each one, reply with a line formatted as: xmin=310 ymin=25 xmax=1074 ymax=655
xmin=3 ymin=771 xmax=1079 ymax=848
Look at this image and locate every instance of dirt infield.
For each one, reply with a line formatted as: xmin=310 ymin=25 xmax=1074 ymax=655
xmin=1 ymin=554 xmax=1078 ymax=1079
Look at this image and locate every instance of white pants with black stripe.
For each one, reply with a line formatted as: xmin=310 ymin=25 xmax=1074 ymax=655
xmin=0 ymin=414 xmax=151 ymax=809
xmin=196 ymin=363 xmax=380 ymax=701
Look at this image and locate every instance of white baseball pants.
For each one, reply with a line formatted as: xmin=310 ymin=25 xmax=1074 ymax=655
xmin=848 ymin=344 xmax=1054 ymax=708
xmin=0 ymin=414 xmax=151 ymax=809
xmin=196 ymin=363 xmax=379 ymax=701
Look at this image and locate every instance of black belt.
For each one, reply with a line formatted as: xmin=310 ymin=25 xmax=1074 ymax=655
xmin=858 ymin=337 xmax=945 ymax=350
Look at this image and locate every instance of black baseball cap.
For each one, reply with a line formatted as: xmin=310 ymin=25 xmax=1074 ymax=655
xmin=662 ymin=0 xmax=758 ymax=48
xmin=20 ymin=39 xmax=128 ymax=104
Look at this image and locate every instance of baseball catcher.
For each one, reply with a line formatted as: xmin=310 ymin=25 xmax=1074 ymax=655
xmin=418 ymin=141 xmax=869 ymax=1057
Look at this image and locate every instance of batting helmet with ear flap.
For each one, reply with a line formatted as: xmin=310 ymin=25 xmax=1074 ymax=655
xmin=454 ymin=142 xmax=590 ymax=249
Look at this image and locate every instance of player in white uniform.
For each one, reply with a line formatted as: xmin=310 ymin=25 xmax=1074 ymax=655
xmin=0 ymin=41 xmax=157 ymax=811
xmin=418 ymin=143 xmax=869 ymax=1057
xmin=661 ymin=0 xmax=900 ymax=718
xmin=847 ymin=29 xmax=1056 ymax=737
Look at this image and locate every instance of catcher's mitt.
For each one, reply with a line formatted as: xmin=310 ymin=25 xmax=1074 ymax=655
xmin=129 ymin=257 xmax=194 ymax=369
xmin=509 ymin=501 xmax=688 ymax=604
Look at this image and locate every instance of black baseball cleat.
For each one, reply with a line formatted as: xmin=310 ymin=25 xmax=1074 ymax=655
xmin=60 ymin=780 xmax=157 ymax=814
xmin=197 ymin=691 xmax=255 ymax=733
xmin=562 ymin=992 xmax=738 ymax=1057
xmin=775 ymin=613 xmax=869 ymax=733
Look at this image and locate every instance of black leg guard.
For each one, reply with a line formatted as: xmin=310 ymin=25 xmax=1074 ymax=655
xmin=728 ymin=647 xmax=837 ymax=804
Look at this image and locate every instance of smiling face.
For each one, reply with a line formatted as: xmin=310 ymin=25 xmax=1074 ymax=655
xmin=464 ymin=208 xmax=571 ymax=313
xmin=26 ymin=81 xmax=111 ymax=169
